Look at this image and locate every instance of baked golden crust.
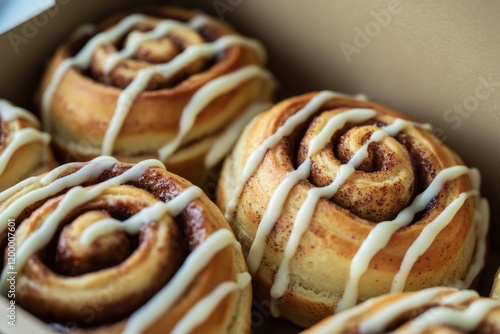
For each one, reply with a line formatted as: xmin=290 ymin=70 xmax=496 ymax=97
xmin=302 ymin=287 xmax=500 ymax=334
xmin=38 ymin=6 xmax=273 ymax=186
xmin=0 ymin=158 xmax=251 ymax=333
xmin=217 ymin=91 xmax=487 ymax=327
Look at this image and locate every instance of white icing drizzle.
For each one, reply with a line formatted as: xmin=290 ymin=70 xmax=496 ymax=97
xmin=222 ymin=89 xmax=440 ymax=303
xmin=0 ymin=159 xmax=167 ymax=294
xmin=42 ymin=12 xmax=270 ymax=166
xmin=0 ymin=160 xmax=99 ymax=205
xmin=0 ymin=158 xmax=117 ymax=233
xmin=103 ymin=20 xmax=187 ymax=74
xmin=157 ymin=65 xmax=273 ymax=161
xmin=313 ymin=288 xmax=499 ymax=334
xmin=42 ymin=14 xmax=148 ymax=131
xmin=188 ymin=13 xmax=220 ymax=32
xmin=0 ymin=99 xmax=40 ymax=124
xmin=205 ymin=102 xmax=272 ymax=169
xmin=79 ymin=186 xmax=202 ymax=245
xmin=247 ymin=160 xmax=310 ymax=276
xmin=271 ymin=118 xmax=432 ymax=299
xmin=360 ymin=288 xmax=494 ymax=333
xmin=0 ymin=129 xmax=51 ymax=177
xmin=0 ymin=176 xmax=39 ymax=203
xmin=246 ymin=108 xmax=376 ymax=275
xmin=224 ymin=91 xmax=343 ymax=220
xmin=0 ymin=101 xmax=51 ymax=178
xmin=309 ymin=294 xmax=383 ymax=334
xmin=440 ymin=289 xmax=480 ymax=304
xmin=408 ymin=296 xmax=499 ymax=333
xmin=225 ymin=90 xmax=487 ymax=317
xmin=391 ymin=191 xmax=476 ymax=292
xmin=123 ymin=228 xmax=240 ymax=334
xmin=358 ymin=287 xmax=447 ymax=333
xmin=452 ymin=168 xmax=489 ymax=289
xmin=335 ymin=166 xmax=473 ymax=312
xmin=105 ymin=16 xmax=264 ymax=74
xmin=101 ymin=67 xmax=154 ymax=155
xmin=41 ymin=60 xmax=73 ymax=131
xmin=0 ymin=153 xmax=248 ymax=333
xmin=171 ymin=272 xmax=251 ymax=334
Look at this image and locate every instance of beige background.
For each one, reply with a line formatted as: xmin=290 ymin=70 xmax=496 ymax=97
xmin=0 ymin=0 xmax=499 ymax=333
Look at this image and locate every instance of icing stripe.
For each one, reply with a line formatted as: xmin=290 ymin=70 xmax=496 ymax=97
xmin=0 ymin=129 xmax=50 ymax=177
xmin=101 ymin=28 xmax=268 ymax=156
xmin=441 ymin=290 xmax=480 ymax=304
xmin=0 ymin=176 xmax=39 ymax=203
xmin=42 ymin=12 xmax=270 ymax=164
xmin=246 ymin=108 xmax=376 ymax=275
xmin=336 ymin=166 xmax=471 ymax=312
xmin=226 ymin=91 xmax=487 ymax=317
xmin=0 ymin=159 xmax=165 ymax=293
xmin=171 ymin=272 xmax=251 ymax=334
xmin=308 ymin=293 xmax=384 ymax=334
xmin=408 ymin=299 xmax=499 ymax=332
xmin=0 ymin=155 xmax=246 ymax=333
xmin=0 ymin=158 xmax=118 ymax=232
xmin=205 ymin=102 xmax=273 ymax=169
xmin=42 ymin=14 xmax=148 ymax=131
xmin=123 ymin=228 xmax=238 ymax=334
xmin=157 ymin=65 xmax=273 ymax=161
xmin=79 ymin=186 xmax=202 ymax=245
xmin=271 ymin=118 xmax=432 ymax=299
xmin=391 ymin=191 xmax=476 ymax=292
xmin=103 ymin=21 xmax=189 ymax=74
xmin=453 ymin=171 xmax=489 ymax=289
xmin=312 ymin=288 xmax=499 ymax=334
xmin=358 ymin=287 xmax=447 ymax=333
xmin=0 ymin=101 xmax=51 ymax=179
xmin=359 ymin=289 xmax=490 ymax=333
xmin=0 ymin=100 xmax=40 ymax=124
xmin=224 ymin=91 xmax=343 ymax=220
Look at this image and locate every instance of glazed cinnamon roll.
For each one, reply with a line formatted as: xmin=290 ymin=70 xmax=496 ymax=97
xmin=0 ymin=157 xmax=251 ymax=333
xmin=0 ymin=99 xmax=55 ymax=191
xmin=38 ymin=6 xmax=274 ymax=186
xmin=301 ymin=287 xmax=500 ymax=333
xmin=217 ymin=91 xmax=489 ymax=327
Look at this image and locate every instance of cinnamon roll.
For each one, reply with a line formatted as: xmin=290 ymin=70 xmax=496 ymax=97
xmin=0 ymin=99 xmax=55 ymax=191
xmin=0 ymin=157 xmax=251 ymax=333
xmin=301 ymin=287 xmax=500 ymax=333
xmin=38 ymin=6 xmax=274 ymax=186
xmin=217 ymin=91 xmax=489 ymax=327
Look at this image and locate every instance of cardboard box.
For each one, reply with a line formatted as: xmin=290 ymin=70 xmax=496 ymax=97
xmin=0 ymin=0 xmax=499 ymax=333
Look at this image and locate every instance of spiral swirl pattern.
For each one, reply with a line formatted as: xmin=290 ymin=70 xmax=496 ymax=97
xmin=217 ymin=91 xmax=488 ymax=327
xmin=302 ymin=287 xmax=500 ymax=334
xmin=39 ymin=6 xmax=274 ymax=185
xmin=0 ymin=157 xmax=251 ymax=333
xmin=90 ymin=16 xmax=208 ymax=90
